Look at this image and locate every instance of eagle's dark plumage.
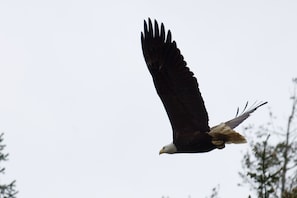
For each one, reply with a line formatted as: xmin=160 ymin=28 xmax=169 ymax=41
xmin=141 ymin=18 xmax=267 ymax=154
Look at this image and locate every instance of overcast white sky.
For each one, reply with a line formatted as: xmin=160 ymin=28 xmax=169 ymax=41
xmin=0 ymin=0 xmax=296 ymax=198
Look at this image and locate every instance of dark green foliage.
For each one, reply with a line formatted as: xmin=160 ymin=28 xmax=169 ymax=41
xmin=239 ymin=78 xmax=297 ymax=198
xmin=207 ymin=185 xmax=220 ymax=198
xmin=239 ymin=134 xmax=282 ymax=198
xmin=0 ymin=133 xmax=17 ymax=198
xmin=282 ymin=187 xmax=297 ymax=198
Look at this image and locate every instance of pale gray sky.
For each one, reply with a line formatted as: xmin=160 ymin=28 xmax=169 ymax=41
xmin=0 ymin=1 xmax=296 ymax=198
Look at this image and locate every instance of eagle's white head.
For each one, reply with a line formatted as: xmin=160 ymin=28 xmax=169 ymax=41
xmin=159 ymin=142 xmax=177 ymax=154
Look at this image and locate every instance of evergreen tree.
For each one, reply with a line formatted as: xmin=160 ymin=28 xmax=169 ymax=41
xmin=0 ymin=133 xmax=17 ymax=198
xmin=239 ymin=78 xmax=297 ymax=198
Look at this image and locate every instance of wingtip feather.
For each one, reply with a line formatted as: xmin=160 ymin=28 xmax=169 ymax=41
xmin=166 ymin=30 xmax=172 ymax=43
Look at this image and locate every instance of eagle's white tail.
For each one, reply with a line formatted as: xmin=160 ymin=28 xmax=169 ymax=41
xmin=209 ymin=123 xmax=246 ymax=148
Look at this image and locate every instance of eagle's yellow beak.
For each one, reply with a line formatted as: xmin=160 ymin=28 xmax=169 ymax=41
xmin=159 ymin=148 xmax=164 ymax=155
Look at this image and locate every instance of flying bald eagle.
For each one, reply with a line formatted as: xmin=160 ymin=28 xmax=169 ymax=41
xmin=141 ymin=18 xmax=267 ymax=154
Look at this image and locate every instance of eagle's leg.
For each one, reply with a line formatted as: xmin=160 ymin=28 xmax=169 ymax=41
xmin=211 ymin=140 xmax=225 ymax=149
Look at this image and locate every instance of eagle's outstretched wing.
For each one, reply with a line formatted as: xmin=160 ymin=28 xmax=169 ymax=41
xmin=141 ymin=18 xmax=210 ymax=138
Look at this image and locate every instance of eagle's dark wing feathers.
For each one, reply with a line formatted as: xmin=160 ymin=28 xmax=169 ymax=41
xmin=141 ymin=18 xmax=210 ymax=138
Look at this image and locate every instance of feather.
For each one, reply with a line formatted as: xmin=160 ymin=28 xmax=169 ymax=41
xmin=225 ymin=101 xmax=268 ymax=129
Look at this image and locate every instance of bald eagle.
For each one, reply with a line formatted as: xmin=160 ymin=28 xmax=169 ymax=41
xmin=141 ymin=18 xmax=267 ymax=154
